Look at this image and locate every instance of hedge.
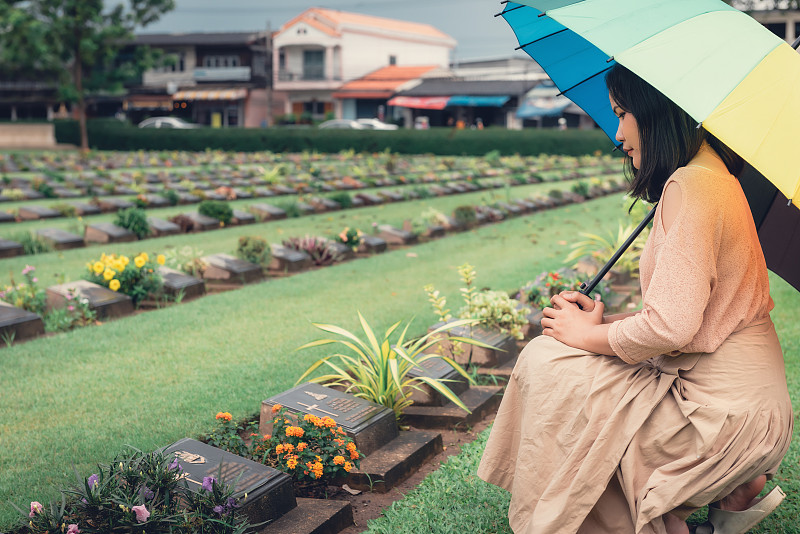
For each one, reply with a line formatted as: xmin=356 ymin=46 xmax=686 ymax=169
xmin=53 ymin=119 xmax=613 ymax=156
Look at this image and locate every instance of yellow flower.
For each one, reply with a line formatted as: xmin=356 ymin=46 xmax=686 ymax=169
xmin=134 ymin=255 xmax=146 ymax=268
xmin=140 ymin=252 xmax=149 ymax=262
xmin=156 ymin=254 xmax=166 ymax=265
xmin=109 ymin=279 xmax=121 ymax=291
xmin=103 ymin=269 xmax=116 ymax=281
xmin=120 ymin=255 xmax=130 ymax=267
xmin=92 ymin=261 xmax=104 ymax=274
xmin=333 ymin=455 xmax=345 ymax=465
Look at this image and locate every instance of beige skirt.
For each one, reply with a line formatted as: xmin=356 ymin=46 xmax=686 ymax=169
xmin=477 ymin=319 xmax=793 ymax=534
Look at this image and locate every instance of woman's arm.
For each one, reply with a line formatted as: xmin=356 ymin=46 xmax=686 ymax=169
xmin=541 ymin=292 xmax=616 ymax=356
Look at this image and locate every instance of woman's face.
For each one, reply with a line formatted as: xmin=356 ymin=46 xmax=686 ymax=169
xmin=609 ymin=94 xmax=641 ymax=169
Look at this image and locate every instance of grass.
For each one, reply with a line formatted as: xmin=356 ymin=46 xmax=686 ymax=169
xmin=0 ymin=193 xmax=630 ymax=530
xmin=362 ymin=272 xmax=800 ymax=533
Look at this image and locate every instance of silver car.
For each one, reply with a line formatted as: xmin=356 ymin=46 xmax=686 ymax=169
xmin=138 ymin=117 xmax=201 ymax=129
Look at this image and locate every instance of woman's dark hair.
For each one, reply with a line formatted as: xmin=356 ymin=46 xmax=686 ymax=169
xmin=605 ymin=64 xmax=743 ymax=203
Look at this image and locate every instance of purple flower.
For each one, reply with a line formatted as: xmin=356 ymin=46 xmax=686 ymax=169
xmin=213 ymin=505 xmax=224 ymax=515
xmin=226 ymin=497 xmax=238 ymax=509
xmin=132 ymin=504 xmax=150 ymax=523
xmin=141 ymin=485 xmax=154 ymax=500
xmin=168 ymin=458 xmax=182 ymax=472
xmin=67 ymin=524 xmax=81 ymax=534
xmin=87 ymin=474 xmax=99 ymax=490
xmin=201 ymin=476 xmax=216 ymax=492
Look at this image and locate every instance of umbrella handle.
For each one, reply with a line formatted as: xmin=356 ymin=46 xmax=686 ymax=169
xmin=579 ymin=204 xmax=657 ymax=298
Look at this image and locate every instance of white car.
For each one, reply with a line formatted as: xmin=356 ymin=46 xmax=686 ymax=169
xmin=138 ymin=117 xmax=201 ymax=129
xmin=318 ymin=119 xmax=365 ymax=130
xmin=356 ymin=118 xmax=399 ymax=130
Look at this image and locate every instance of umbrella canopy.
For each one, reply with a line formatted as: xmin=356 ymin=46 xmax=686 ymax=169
xmin=499 ymin=0 xmax=800 ymax=291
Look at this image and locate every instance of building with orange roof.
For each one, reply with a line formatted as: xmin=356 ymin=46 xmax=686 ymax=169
xmin=273 ymin=7 xmax=455 ymax=122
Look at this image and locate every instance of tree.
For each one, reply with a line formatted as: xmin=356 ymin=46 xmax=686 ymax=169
xmin=0 ymin=0 xmax=175 ymax=152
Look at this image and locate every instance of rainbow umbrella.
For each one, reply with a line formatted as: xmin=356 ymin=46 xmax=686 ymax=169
xmin=498 ymin=0 xmax=800 ymax=291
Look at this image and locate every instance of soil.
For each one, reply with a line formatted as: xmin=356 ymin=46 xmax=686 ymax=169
xmin=332 ymin=414 xmax=496 ymax=533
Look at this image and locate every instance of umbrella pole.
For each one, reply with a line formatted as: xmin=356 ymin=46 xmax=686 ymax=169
xmin=579 ymin=204 xmax=657 ymax=297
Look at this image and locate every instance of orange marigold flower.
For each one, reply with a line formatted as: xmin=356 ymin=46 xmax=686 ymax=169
xmin=343 ymin=461 xmax=353 ymax=472
xmin=346 ymin=442 xmax=357 ymax=452
xmin=297 ymin=442 xmax=307 ymax=452
xmin=320 ymin=417 xmax=337 ymax=428
xmin=286 ymin=455 xmax=298 ymax=470
xmin=334 ymin=438 xmax=345 ymax=446
xmin=350 ymin=450 xmax=359 ymax=460
xmin=262 ymin=434 xmax=271 ymax=442
xmin=215 ymin=412 xmax=232 ymax=421
xmin=337 ymin=427 xmax=346 ymax=435
xmin=333 ymin=455 xmax=345 ymax=465
xmin=276 ymin=444 xmax=284 ymax=454
xmin=271 ymin=404 xmax=282 ymax=413
xmin=283 ymin=443 xmax=294 ymax=453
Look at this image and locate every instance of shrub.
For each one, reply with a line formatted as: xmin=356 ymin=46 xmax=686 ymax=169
xmin=161 ymin=188 xmax=180 ymax=206
xmin=282 ymin=235 xmax=342 ymax=266
xmin=570 ymin=180 xmax=591 ymax=197
xmin=14 ymin=447 xmax=250 ymax=534
xmin=0 ymin=265 xmax=46 ymax=315
xmin=51 ymin=203 xmax=78 ymax=218
xmin=452 ymin=205 xmax=477 ymax=227
xmin=235 ymin=236 xmax=270 ymax=266
xmin=333 ymin=227 xmax=363 ymax=251
xmin=162 ymin=246 xmax=207 ymax=277
xmin=42 ymin=287 xmax=96 ymax=333
xmin=84 ymin=252 xmax=164 ymax=306
xmin=9 ymin=231 xmax=53 ymax=255
xmin=327 ymin=191 xmax=352 ymax=209
xmin=198 ymin=200 xmax=233 ymax=225
xmin=114 ymin=207 xmax=150 ymax=239
xmin=169 ymin=214 xmax=195 ymax=233
xmin=518 ymin=268 xmax=611 ymax=311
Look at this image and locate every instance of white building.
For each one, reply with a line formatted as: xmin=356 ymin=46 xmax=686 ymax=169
xmin=272 ymin=8 xmax=456 ymax=121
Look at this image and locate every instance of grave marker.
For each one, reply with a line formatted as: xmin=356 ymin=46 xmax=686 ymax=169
xmin=36 ymin=228 xmax=85 ymax=250
xmin=231 ymin=209 xmax=255 ymax=225
xmin=249 ymin=203 xmax=286 ymax=221
xmin=358 ymin=236 xmax=387 ymax=254
xmin=268 ymin=245 xmax=312 ymax=273
xmin=0 ymin=239 xmax=23 ymax=258
xmin=147 ymin=217 xmax=182 ymax=237
xmin=261 ymin=382 xmax=398 ymax=457
xmin=162 ymin=438 xmax=296 ymax=528
xmin=158 ymin=267 xmax=206 ymax=301
xmin=202 ymin=254 xmax=262 ymax=285
xmin=429 ymin=322 xmax=518 ymax=367
xmin=18 ymin=205 xmax=60 ymax=220
xmin=185 ymin=212 xmax=220 ymax=232
xmin=376 ymin=225 xmax=418 ymax=245
xmin=407 ymin=357 xmax=469 ymax=407
xmin=70 ymin=203 xmax=101 ymax=216
xmin=84 ymin=222 xmax=137 ymax=244
xmin=0 ymin=301 xmax=44 ymax=342
xmin=46 ymin=280 xmax=134 ymax=319
xmin=95 ymin=197 xmax=135 ymax=213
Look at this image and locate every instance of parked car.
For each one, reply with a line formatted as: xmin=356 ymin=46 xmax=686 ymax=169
xmin=356 ymin=118 xmax=399 ymax=130
xmin=318 ymin=119 xmax=365 ymax=130
xmin=138 ymin=117 xmax=201 ymax=129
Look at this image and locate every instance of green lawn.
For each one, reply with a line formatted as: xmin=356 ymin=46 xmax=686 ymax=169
xmin=363 ymin=272 xmax=800 ymax=533
xmin=0 ymin=193 xmax=630 ymax=530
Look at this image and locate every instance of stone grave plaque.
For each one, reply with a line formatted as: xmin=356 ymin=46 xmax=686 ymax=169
xmin=513 ymin=199 xmax=536 ymax=213
xmin=114 ymin=186 xmax=138 ymax=195
xmin=157 ymin=267 xmax=206 ymax=301
xmin=84 ymin=222 xmax=137 ymax=244
xmin=429 ymin=322 xmax=519 ymax=368
xmin=407 ymin=356 xmax=469 ymax=407
xmin=350 ymin=196 xmax=365 ymax=208
xmin=295 ymin=202 xmax=316 ymax=215
xmin=36 ymin=228 xmax=85 ymax=250
xmin=231 ymin=209 xmax=255 ymax=225
xmin=20 ymin=189 xmax=44 ymax=200
xmin=249 ymin=203 xmax=286 ymax=221
xmin=52 ymin=188 xmax=80 ymax=198
xmin=0 ymin=211 xmax=15 ymax=223
xmin=203 ymin=192 xmax=227 ymax=201
xmin=0 ymin=239 xmax=23 ymax=258
xmin=95 ymin=197 xmax=135 ymax=212
xmin=272 ymin=184 xmax=295 ymax=195
xmin=326 ymin=240 xmax=355 ymax=260
xmin=261 ymin=382 xmax=399 ymax=457
xmin=429 ymin=185 xmax=452 ymax=196
xmin=202 ymin=254 xmax=262 ymax=284
xmin=354 ymin=193 xmax=383 ymax=205
xmin=232 ymin=189 xmax=253 ymax=199
xmin=162 ymin=438 xmax=296 ymax=528
xmin=424 ymin=225 xmax=446 ymax=238
xmin=18 ymin=205 xmax=61 ymax=220
xmin=448 ymin=183 xmax=469 ymax=194
xmin=46 ymin=280 xmax=133 ymax=319
xmin=147 ymin=217 xmax=182 ymax=237
xmin=0 ymin=301 xmax=44 ymax=342
xmin=70 ymin=203 xmax=101 ymax=216
xmin=377 ymin=225 xmax=417 ymax=245
xmin=252 ymin=188 xmax=276 ymax=198
xmin=379 ymin=191 xmax=405 ymax=202
xmin=311 ymin=197 xmax=341 ymax=211
xmin=141 ymin=194 xmax=169 ymax=208
xmin=186 ymin=212 xmax=220 ymax=232
xmin=358 ymin=235 xmax=387 ymax=254
xmin=177 ymin=193 xmax=201 ymax=205
xmin=268 ymin=245 xmax=312 ymax=273
xmin=497 ymin=202 xmax=522 ymax=217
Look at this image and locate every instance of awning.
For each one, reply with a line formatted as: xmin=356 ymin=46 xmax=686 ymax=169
xmin=124 ymin=95 xmax=172 ymax=110
xmin=172 ymin=89 xmax=247 ymax=101
xmin=517 ymin=101 xmax=571 ymax=119
xmin=447 ymin=95 xmax=510 ymax=107
xmin=332 ymin=91 xmax=394 ymax=99
xmin=387 ymin=96 xmax=450 ymax=110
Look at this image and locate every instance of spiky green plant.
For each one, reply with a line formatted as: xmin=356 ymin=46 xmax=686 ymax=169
xmin=295 ymin=313 xmax=490 ymax=421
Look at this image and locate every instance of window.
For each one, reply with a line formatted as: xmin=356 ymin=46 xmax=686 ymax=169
xmin=303 ymin=50 xmax=324 ymax=80
xmin=203 ymin=55 xmax=240 ymax=68
xmin=389 ymin=55 xmax=397 ymax=66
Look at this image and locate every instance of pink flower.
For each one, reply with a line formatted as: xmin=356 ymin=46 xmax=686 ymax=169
xmin=22 ymin=265 xmax=34 ymax=275
xmin=29 ymin=501 xmax=43 ymax=517
xmin=67 ymin=524 xmax=81 ymax=534
xmin=132 ymin=504 xmax=150 ymax=523
xmin=67 ymin=305 xmax=75 ymax=311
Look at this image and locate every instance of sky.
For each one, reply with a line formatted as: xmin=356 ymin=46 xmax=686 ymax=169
xmin=141 ymin=0 xmax=527 ymax=62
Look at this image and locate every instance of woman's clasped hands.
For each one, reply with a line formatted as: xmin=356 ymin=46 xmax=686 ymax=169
xmin=541 ymin=291 xmax=605 ymax=349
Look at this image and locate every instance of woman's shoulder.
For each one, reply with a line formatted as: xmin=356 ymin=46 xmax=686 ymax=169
xmin=665 ymin=165 xmax=738 ymax=204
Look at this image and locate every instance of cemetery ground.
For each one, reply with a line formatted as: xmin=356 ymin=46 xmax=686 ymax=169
xmin=0 ymin=154 xmax=798 ymax=532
